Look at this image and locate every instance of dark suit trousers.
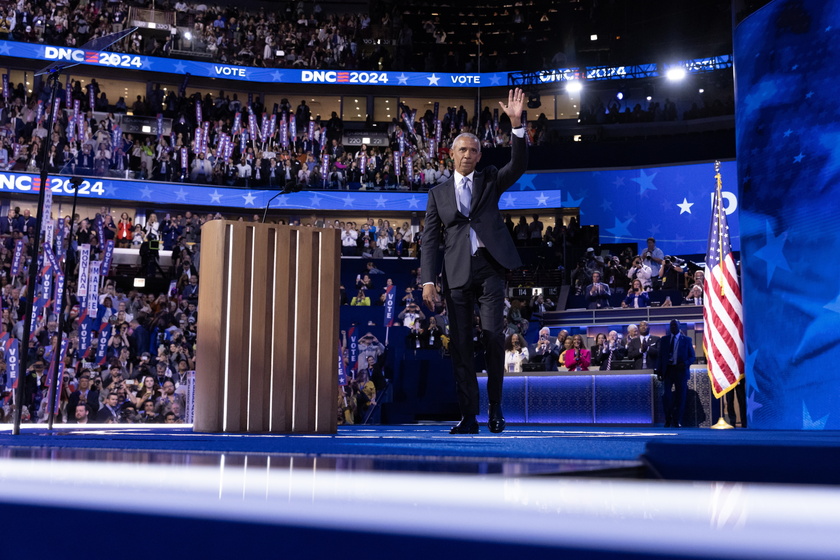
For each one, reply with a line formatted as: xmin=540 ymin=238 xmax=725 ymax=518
xmin=663 ymin=364 xmax=689 ymax=424
xmin=444 ymin=248 xmax=506 ymax=416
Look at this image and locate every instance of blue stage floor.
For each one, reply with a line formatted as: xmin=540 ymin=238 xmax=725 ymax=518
xmin=1 ymin=424 xmax=839 ymax=559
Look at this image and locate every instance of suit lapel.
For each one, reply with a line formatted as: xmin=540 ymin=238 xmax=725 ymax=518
xmin=443 ymin=176 xmax=459 ymax=214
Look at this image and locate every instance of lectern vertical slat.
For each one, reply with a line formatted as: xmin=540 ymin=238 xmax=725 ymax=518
xmin=315 ymin=231 xmax=341 ymax=432
xmin=247 ymin=225 xmax=271 ymax=432
xmin=292 ymin=232 xmax=317 ymax=432
xmin=271 ymin=227 xmax=296 ymax=431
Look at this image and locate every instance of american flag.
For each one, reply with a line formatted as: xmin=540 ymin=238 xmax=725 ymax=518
xmin=703 ymin=163 xmax=745 ymax=397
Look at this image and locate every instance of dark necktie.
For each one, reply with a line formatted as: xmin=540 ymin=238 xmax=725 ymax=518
xmin=671 ymin=335 xmax=678 ymax=365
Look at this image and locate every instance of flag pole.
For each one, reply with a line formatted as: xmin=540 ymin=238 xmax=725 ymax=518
xmin=709 ymin=161 xmax=734 ymax=430
xmin=711 ymin=398 xmax=734 ymax=429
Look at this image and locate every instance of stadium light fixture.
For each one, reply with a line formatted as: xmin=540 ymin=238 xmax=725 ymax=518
xmin=666 ymin=67 xmax=687 ymax=81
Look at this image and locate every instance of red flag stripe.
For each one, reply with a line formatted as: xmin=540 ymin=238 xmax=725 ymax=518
xmin=706 ymin=273 xmax=745 ymax=371
xmin=706 ymin=274 xmax=745 ymax=358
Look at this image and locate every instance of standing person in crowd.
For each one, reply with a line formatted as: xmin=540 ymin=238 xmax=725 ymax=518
xmin=421 ymin=88 xmax=528 ymax=435
xmin=656 ymin=319 xmax=696 ymax=427
xmin=116 ymin=212 xmax=133 ymax=248
xmin=626 ymin=321 xmax=659 ymax=370
xmin=642 ymin=237 xmax=665 ymax=284
xmin=503 ymin=333 xmax=529 ymax=373
xmin=599 ymin=330 xmax=625 ymax=371
xmin=563 ymin=334 xmax=591 ymax=371
xmin=585 ymin=271 xmax=611 ymax=309
xmin=531 ymin=327 xmax=560 ymax=371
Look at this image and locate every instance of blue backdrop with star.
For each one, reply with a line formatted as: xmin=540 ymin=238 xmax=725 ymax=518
xmin=736 ymin=0 xmax=840 ymax=430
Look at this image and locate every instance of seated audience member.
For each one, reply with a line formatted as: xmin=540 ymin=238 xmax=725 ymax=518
xmin=584 ymin=271 xmax=611 ymax=309
xmin=95 ymin=392 xmax=122 ymax=423
xmin=350 ymin=289 xmax=370 ymax=306
xmin=563 ymin=334 xmax=591 ymax=371
xmin=71 ymin=403 xmax=92 ymax=424
xmin=622 ymin=279 xmax=650 ymax=308
xmin=556 ymin=336 xmax=574 ymax=371
xmin=531 ymin=327 xmax=560 ymax=370
xmin=140 ymin=399 xmax=160 ymax=423
xmin=507 ymin=299 xmax=529 ymax=335
xmin=599 ymin=330 xmax=626 ymax=371
xmin=504 ymin=333 xmax=529 ymax=373
xmin=67 ymin=371 xmax=100 ymax=416
xmin=590 ymin=333 xmax=607 ymax=368
xmin=626 ymin=321 xmax=659 ymax=370
xmin=685 ymin=284 xmax=703 ymax=305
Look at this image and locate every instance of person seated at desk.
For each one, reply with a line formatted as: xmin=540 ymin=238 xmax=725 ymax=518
xmin=685 ymin=284 xmax=703 ymax=306
xmin=622 ymin=279 xmax=650 ymax=308
xmin=599 ymin=330 xmax=626 ymax=371
xmin=531 ymin=327 xmax=560 ymax=370
xmin=504 ymin=333 xmax=529 ymax=373
xmin=563 ymin=334 xmax=591 ymax=371
xmin=556 ymin=336 xmax=574 ymax=371
xmin=591 ymin=333 xmax=607 ymax=368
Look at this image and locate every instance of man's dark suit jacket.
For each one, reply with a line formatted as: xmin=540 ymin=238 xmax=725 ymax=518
xmin=421 ymin=135 xmax=526 ymax=289
xmin=626 ymin=335 xmax=660 ymax=370
xmin=655 ymin=333 xmax=696 ymax=378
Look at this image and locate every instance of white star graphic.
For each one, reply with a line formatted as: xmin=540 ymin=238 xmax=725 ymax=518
xmin=488 ymin=74 xmax=502 ymax=86
xmin=271 ymin=71 xmax=284 ymax=82
xmin=342 ymin=194 xmax=355 ymax=207
xmin=535 ymin=192 xmax=549 ymax=206
xmin=374 ymin=195 xmax=388 ymax=208
xmin=174 ymin=188 xmax=188 ymax=201
xmin=140 ymin=186 xmax=153 ymax=199
xmin=426 ymin=73 xmax=440 ymax=86
xmin=309 ymin=193 xmax=322 ymax=207
xmin=677 ymin=198 xmax=694 ymax=214
xmin=407 ymin=196 xmax=421 ymax=209
xmin=0 ymin=43 xmax=12 ymax=55
xmin=209 ymin=190 xmax=223 ymax=203
xmin=502 ymin=193 xmax=517 ymax=208
xmin=140 ymin=57 xmax=153 ymax=70
xmin=173 ymin=62 xmax=186 ymax=74
xmin=104 ymin=184 xmax=117 ymax=197
xmin=396 ymin=73 xmax=409 ymax=85
xmin=242 ymin=192 xmax=256 ymax=206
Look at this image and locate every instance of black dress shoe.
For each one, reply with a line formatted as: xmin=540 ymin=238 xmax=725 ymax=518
xmin=488 ymin=403 xmax=506 ymax=434
xmin=450 ymin=417 xmax=479 ymax=434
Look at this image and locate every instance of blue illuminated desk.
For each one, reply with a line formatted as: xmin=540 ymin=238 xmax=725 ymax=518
xmin=477 ymin=367 xmax=713 ymax=426
xmin=477 ymin=370 xmax=656 ymax=425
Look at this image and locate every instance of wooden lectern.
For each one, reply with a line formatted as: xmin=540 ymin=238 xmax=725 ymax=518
xmin=194 ymin=221 xmax=340 ymax=433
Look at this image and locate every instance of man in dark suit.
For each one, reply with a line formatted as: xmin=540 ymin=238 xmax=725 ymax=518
xmin=655 ymin=319 xmax=696 ymax=427
xmin=421 ymin=88 xmax=527 ymax=434
xmin=626 ymin=320 xmax=659 ymax=370
xmin=67 ymin=371 xmax=101 ymax=417
xmin=530 ymin=326 xmax=560 ymax=371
